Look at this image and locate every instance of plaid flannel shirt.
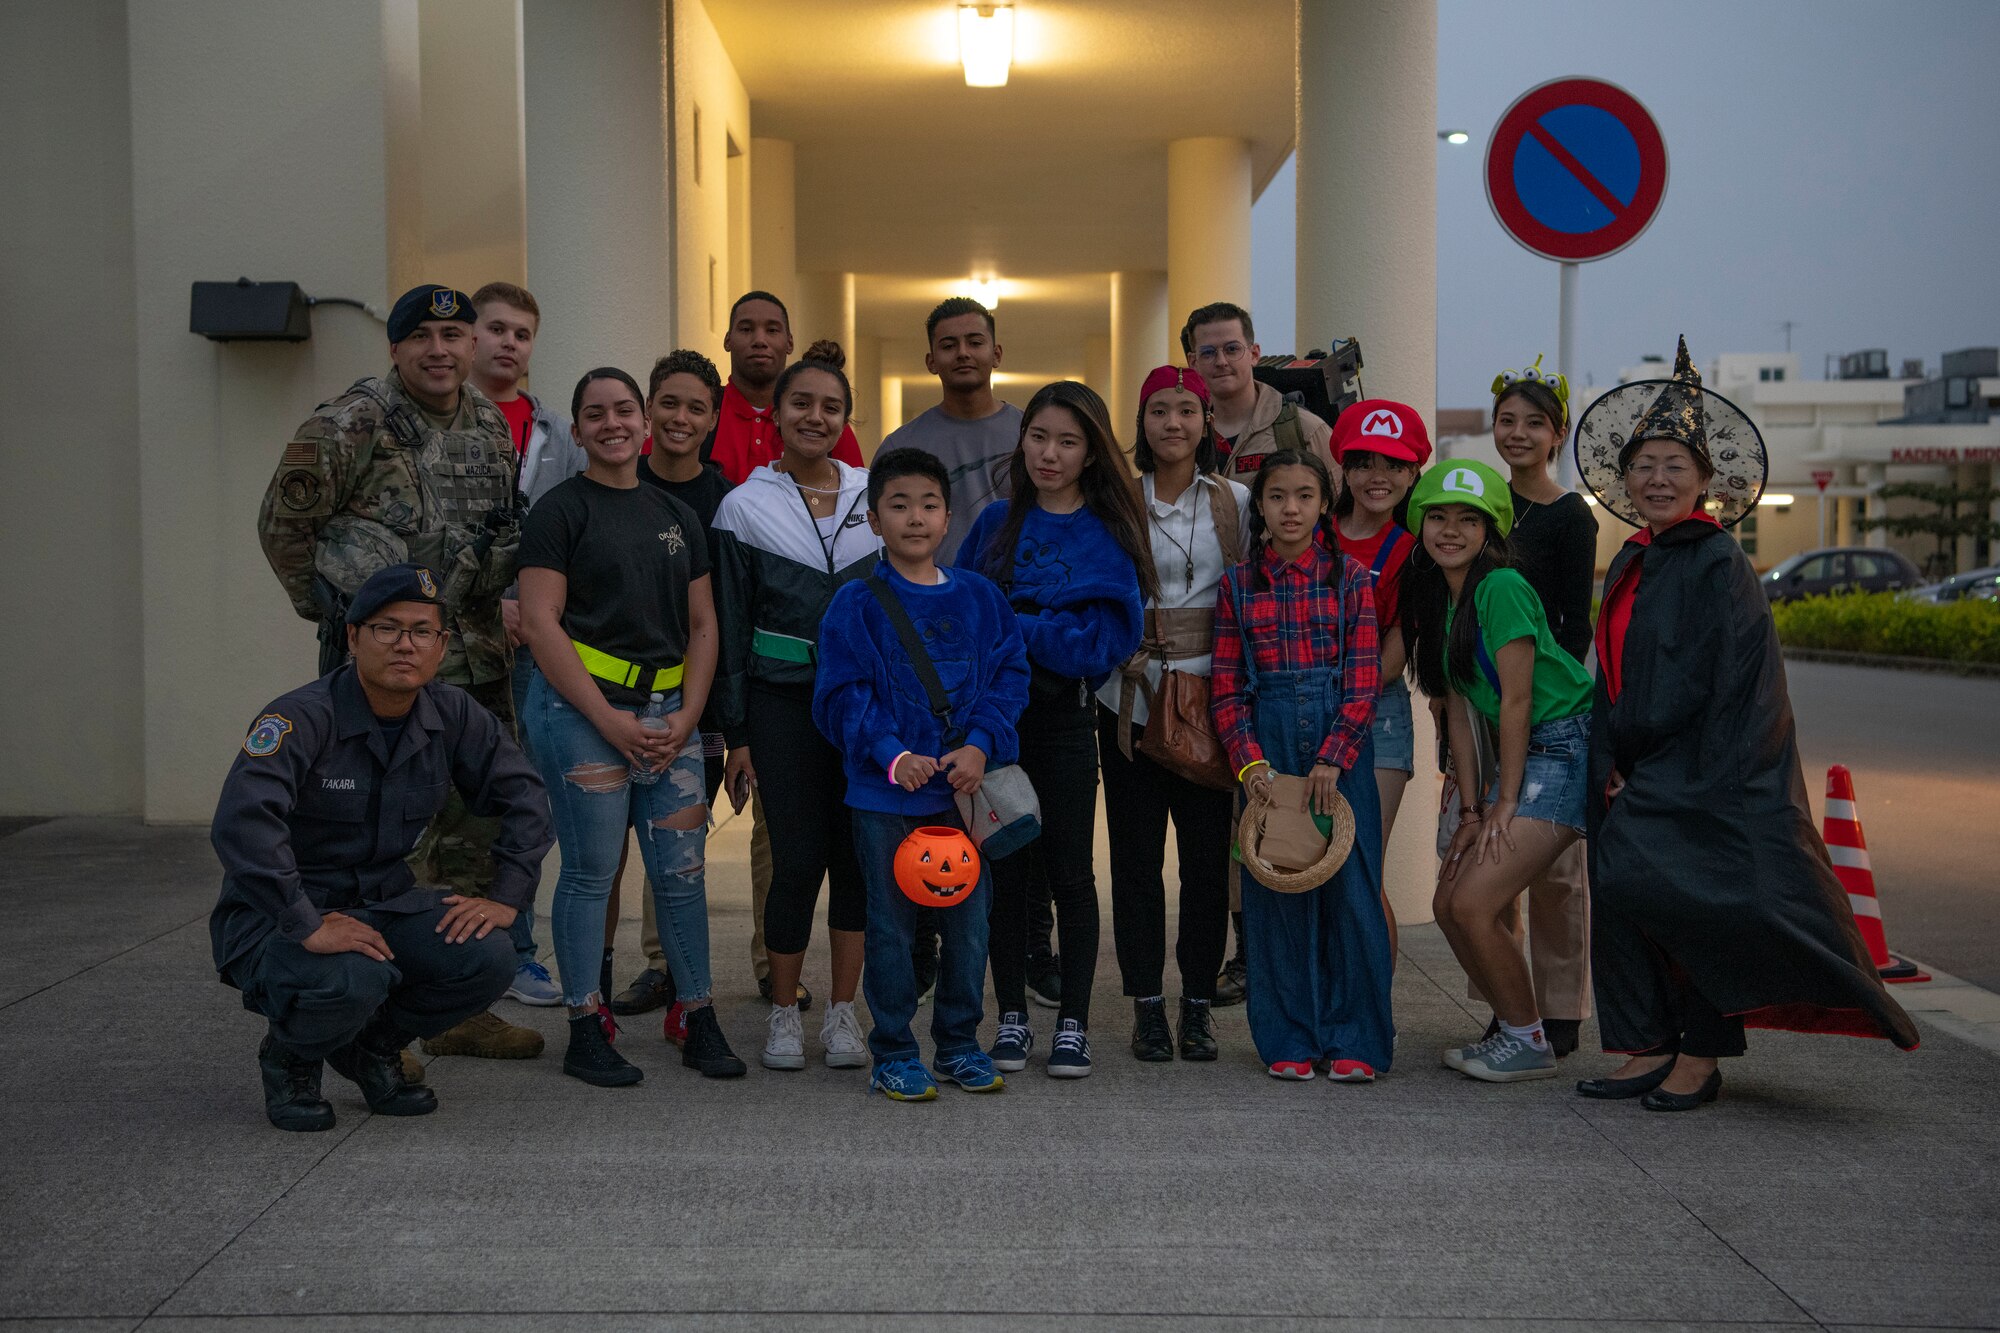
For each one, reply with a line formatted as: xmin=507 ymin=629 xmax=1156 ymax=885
xmin=1210 ymin=541 xmax=1380 ymax=775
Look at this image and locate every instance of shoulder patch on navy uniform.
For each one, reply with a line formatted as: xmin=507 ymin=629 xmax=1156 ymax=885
xmin=244 ymin=713 xmax=294 ymax=757
xmin=280 ymin=470 xmax=323 ymax=511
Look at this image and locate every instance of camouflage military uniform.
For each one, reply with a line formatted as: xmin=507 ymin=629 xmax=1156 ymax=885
xmin=258 ymin=370 xmax=522 ymax=900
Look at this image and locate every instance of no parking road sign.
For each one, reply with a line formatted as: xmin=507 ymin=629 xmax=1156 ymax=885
xmin=1486 ymin=77 xmax=1668 ymax=263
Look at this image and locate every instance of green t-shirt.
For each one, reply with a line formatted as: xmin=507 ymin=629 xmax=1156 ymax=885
xmin=1443 ymin=568 xmax=1593 ymax=725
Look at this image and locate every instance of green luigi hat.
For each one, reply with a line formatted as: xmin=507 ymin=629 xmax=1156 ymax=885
xmin=1406 ymin=460 xmax=1515 ymax=537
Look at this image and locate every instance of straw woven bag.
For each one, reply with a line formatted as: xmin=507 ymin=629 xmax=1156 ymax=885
xmin=1236 ymin=774 xmax=1357 ymax=894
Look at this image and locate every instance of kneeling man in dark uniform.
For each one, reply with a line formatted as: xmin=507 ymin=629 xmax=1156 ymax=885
xmin=211 ymin=564 xmax=553 ymax=1131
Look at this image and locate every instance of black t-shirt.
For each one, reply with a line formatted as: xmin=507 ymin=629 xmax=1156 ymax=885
xmin=1507 ymin=488 xmax=1599 ymax=664
xmin=639 ymin=459 xmax=734 ymax=532
xmin=519 ymin=475 xmax=711 ymax=706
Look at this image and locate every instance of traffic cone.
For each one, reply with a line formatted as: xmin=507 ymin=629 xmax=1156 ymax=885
xmin=1822 ymin=765 xmax=1929 ymax=984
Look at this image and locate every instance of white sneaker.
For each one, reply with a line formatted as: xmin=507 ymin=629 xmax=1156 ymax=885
xmin=821 ymin=1000 xmax=867 ymax=1069
xmin=761 ymin=1004 xmax=805 ymax=1070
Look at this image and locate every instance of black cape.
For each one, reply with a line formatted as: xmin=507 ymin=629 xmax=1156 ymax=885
xmin=1587 ymin=518 xmax=1918 ymax=1051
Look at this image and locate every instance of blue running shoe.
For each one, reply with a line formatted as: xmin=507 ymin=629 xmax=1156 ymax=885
xmin=934 ymin=1049 xmax=1005 ymax=1093
xmin=870 ymin=1058 xmax=938 ymax=1102
xmin=505 ymin=959 xmax=561 ymax=1007
xmin=1047 ymin=1018 xmax=1093 ymax=1078
xmin=989 ymin=1011 xmax=1033 ymax=1072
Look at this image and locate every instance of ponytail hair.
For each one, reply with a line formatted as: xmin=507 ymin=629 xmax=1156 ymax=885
xmin=984 ymin=380 xmax=1160 ymax=604
xmin=1402 ymin=515 xmax=1515 ymax=700
xmin=1242 ymin=448 xmax=1341 ymax=592
xmin=773 ymin=339 xmax=852 ymax=419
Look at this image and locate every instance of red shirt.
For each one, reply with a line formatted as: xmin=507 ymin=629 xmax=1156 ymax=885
xmin=1335 ymin=519 xmax=1414 ymax=630
xmin=1596 ymin=513 xmax=1722 ymax=702
xmin=709 ymin=380 xmax=864 ymax=484
xmin=495 ymin=394 xmax=535 ymax=456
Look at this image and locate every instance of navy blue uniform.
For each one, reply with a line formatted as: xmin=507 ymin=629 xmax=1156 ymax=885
xmin=210 ymin=663 xmax=553 ymax=1059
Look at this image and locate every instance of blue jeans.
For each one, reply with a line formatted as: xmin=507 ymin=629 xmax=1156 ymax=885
xmin=1481 ymin=712 xmax=1590 ymax=834
xmin=502 ymin=641 xmax=542 ymax=965
xmin=1239 ymin=665 xmax=1395 ymax=1071
xmin=523 ymin=672 xmax=711 ymax=1007
xmin=852 ymin=807 xmax=990 ymax=1066
xmin=1369 ymin=677 xmax=1416 ymax=775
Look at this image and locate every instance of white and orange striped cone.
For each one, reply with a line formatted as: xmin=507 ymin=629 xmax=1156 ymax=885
xmin=1823 ymin=765 xmax=1929 ymax=984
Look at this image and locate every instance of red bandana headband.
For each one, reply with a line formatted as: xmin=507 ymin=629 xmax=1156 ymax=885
xmin=1138 ymin=365 xmax=1210 ymax=405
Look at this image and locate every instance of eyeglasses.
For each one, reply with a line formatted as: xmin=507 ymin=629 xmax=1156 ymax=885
xmin=1194 ymin=342 xmax=1249 ymax=364
xmin=1624 ymin=463 xmax=1696 ymax=481
xmin=361 ymin=622 xmax=448 ymax=647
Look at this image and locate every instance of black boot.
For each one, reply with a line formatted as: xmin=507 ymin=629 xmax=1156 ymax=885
xmin=1177 ymin=997 xmax=1218 ymax=1062
xmin=326 ymin=1011 xmax=438 ymax=1116
xmin=259 ymin=1033 xmax=335 ymax=1132
xmin=681 ymin=1004 xmax=747 ymax=1078
xmin=1214 ymin=913 xmax=1248 ymax=1007
xmin=1544 ymin=1018 xmax=1581 ymax=1059
xmin=1130 ymin=997 xmax=1173 ymax=1062
xmin=564 ymin=1010 xmax=644 ymax=1087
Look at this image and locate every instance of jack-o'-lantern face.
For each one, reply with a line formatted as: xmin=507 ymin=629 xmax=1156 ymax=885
xmin=893 ymin=826 xmax=981 ymax=908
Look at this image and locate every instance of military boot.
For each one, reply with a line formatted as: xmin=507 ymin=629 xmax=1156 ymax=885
xmin=327 ymin=1011 xmax=439 ymax=1116
xmin=258 ymin=1033 xmax=336 ymax=1133
xmin=421 ymin=1008 xmax=545 ymax=1059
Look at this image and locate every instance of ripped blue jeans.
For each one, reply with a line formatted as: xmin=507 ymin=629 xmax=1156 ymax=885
xmin=524 ymin=673 xmax=711 ymax=1007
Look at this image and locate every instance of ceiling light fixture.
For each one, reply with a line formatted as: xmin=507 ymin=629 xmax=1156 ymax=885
xmin=963 ymin=275 xmax=1002 ymax=309
xmin=1439 ymin=130 xmax=1471 ymax=145
xmin=959 ymin=4 xmax=1014 ymax=88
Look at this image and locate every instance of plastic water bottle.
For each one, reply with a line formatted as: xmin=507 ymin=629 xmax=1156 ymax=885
xmin=630 ymin=692 xmax=668 ymax=786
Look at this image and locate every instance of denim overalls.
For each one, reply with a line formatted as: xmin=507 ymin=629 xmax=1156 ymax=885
xmin=1237 ymin=583 xmax=1397 ymax=1071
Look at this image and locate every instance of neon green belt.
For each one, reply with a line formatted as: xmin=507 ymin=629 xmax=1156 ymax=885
xmin=751 ymin=627 xmax=815 ymax=665
xmin=570 ymin=640 xmax=684 ymax=692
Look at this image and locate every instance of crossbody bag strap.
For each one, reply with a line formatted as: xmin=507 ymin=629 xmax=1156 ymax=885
xmin=864 ymin=574 xmax=964 ymax=747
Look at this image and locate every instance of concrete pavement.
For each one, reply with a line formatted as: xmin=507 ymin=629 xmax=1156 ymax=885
xmin=3 ymin=811 xmax=1998 ymax=1330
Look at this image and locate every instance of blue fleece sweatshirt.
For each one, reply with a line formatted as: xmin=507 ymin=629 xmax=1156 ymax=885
xmin=813 ymin=562 xmax=1031 ymax=816
xmin=956 ymin=501 xmax=1144 ymax=684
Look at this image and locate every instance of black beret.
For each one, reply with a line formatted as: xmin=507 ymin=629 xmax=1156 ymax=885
xmin=387 ymin=285 xmax=476 ymax=343
xmin=346 ymin=563 xmax=446 ymax=626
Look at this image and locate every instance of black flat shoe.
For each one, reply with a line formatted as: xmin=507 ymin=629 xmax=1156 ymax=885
xmin=1575 ymin=1060 xmax=1674 ymax=1100
xmin=1642 ymin=1069 xmax=1721 ymax=1112
xmin=1130 ymin=998 xmax=1173 ymax=1062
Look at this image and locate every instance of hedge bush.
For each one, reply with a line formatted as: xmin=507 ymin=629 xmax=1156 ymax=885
xmin=1771 ymin=590 xmax=2000 ymax=665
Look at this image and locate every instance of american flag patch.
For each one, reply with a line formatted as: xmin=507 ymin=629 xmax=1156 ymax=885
xmin=282 ymin=440 xmax=318 ymax=466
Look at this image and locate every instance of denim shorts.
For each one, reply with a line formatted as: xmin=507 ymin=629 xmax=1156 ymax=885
xmin=1483 ymin=712 xmax=1590 ymax=834
xmin=1369 ymin=678 xmax=1415 ymax=775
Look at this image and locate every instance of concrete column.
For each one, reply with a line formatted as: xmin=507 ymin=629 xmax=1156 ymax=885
xmin=523 ymin=0 xmax=673 ymax=404
xmin=1955 ymin=462 xmax=1981 ymax=575
xmin=1835 ymin=464 xmax=1858 ymax=545
xmin=850 ymin=333 xmax=881 ymax=456
xmin=418 ymin=0 xmax=527 ymax=293
xmin=1863 ymin=462 xmax=1889 ymax=549
xmin=1296 ymin=0 xmax=1438 ymax=430
xmin=1109 ymin=270 xmax=1168 ymax=439
xmin=880 ymin=374 xmax=905 ymax=440
xmin=1166 ymin=137 xmax=1252 ymax=343
xmin=792 ymin=270 xmax=855 ymax=354
xmin=750 ymin=137 xmax=797 ymax=303
xmin=1085 ymin=334 xmax=1112 ymax=408
xmin=125 ymin=0 xmax=426 ymax=820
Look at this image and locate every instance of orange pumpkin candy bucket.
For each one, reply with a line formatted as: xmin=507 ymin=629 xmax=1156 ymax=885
xmin=894 ymin=827 xmax=982 ymax=907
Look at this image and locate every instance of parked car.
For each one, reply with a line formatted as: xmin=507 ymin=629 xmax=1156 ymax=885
xmin=1761 ymin=546 xmax=1924 ymax=603
xmin=1909 ymin=565 xmax=2000 ymax=604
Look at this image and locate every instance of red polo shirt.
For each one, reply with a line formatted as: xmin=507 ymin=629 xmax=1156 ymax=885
xmin=709 ymin=380 xmax=864 ymax=484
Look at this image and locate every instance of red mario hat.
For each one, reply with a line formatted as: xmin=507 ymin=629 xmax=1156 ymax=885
xmin=1332 ymin=398 xmax=1432 ymax=468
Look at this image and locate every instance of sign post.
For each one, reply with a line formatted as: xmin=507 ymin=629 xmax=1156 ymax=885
xmin=1814 ymin=469 xmax=1836 ymax=547
xmin=1487 ymin=77 xmax=1669 ymax=488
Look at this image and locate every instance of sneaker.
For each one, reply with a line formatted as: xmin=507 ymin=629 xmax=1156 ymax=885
xmin=758 ymin=976 xmax=814 ymax=1012
xmin=1130 ymin=997 xmax=1173 ymax=1062
xmin=1047 ymin=1018 xmax=1092 ymax=1078
xmin=761 ymin=1004 xmax=805 ymax=1071
xmin=1027 ymin=953 xmax=1063 ymax=1009
xmin=421 ymin=1009 xmax=544 ymax=1059
xmin=934 ymin=1049 xmax=1005 ymax=1093
xmin=1268 ymin=1060 xmax=1315 ymax=1081
xmin=1457 ymin=1032 xmax=1558 ymax=1083
xmin=505 ymin=959 xmax=562 ymax=1007
xmin=1328 ymin=1059 xmax=1377 ymax=1083
xmin=611 ymin=966 xmax=675 ymax=1016
xmin=1176 ymin=997 xmax=1218 ymax=1062
xmin=681 ymin=1004 xmax=747 ymax=1078
xmin=563 ymin=1011 xmax=643 ymax=1087
xmin=1213 ymin=955 xmax=1247 ymax=1007
xmin=821 ymin=1000 xmax=868 ymax=1069
xmin=870 ymin=1058 xmax=938 ymax=1102
xmin=989 ymin=1012 xmax=1033 ymax=1072
xmin=661 ymin=1001 xmax=688 ymax=1047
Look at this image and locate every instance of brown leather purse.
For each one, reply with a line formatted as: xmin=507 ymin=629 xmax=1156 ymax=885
xmin=1124 ymin=475 xmax=1242 ymax=791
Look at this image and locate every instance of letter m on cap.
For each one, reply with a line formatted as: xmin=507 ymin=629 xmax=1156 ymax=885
xmin=1360 ymin=409 xmax=1403 ymax=438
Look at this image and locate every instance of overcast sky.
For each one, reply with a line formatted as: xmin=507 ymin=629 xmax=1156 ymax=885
xmin=1250 ymin=0 xmax=2000 ymax=409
